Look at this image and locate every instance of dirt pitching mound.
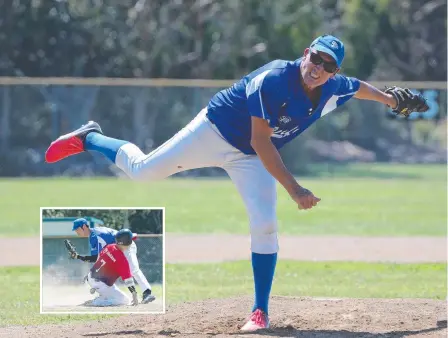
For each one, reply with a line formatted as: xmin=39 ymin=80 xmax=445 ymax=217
xmin=3 ymin=296 xmax=446 ymax=338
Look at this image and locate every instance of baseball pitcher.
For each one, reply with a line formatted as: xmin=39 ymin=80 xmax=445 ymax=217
xmin=83 ymin=229 xmax=139 ymax=307
xmin=69 ymin=217 xmax=155 ymax=304
xmin=46 ymin=34 xmax=429 ymax=331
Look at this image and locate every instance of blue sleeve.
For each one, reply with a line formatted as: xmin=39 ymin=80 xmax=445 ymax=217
xmin=89 ymin=235 xmax=98 ymax=256
xmin=246 ymin=68 xmax=288 ymax=128
xmin=334 ymin=75 xmax=361 ymax=107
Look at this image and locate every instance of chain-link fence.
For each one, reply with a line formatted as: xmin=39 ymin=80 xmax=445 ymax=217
xmin=42 ymin=235 xmax=163 ymax=286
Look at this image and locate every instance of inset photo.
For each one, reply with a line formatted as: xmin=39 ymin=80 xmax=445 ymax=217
xmin=40 ymin=207 xmax=165 ymax=314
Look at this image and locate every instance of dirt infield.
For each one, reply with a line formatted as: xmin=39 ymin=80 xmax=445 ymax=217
xmin=1 ymin=234 xmax=446 ymax=266
xmin=1 ymin=235 xmax=447 ymax=337
xmin=41 ymin=284 xmax=164 ymax=314
xmin=166 ymin=234 xmax=447 ymax=263
xmin=1 ymin=297 xmax=446 ymax=337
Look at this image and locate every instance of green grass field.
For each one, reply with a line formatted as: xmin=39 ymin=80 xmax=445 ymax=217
xmin=167 ymin=261 xmax=446 ymax=301
xmin=0 ymin=164 xmax=446 ymax=237
xmin=1 ymin=262 xmax=445 ymax=326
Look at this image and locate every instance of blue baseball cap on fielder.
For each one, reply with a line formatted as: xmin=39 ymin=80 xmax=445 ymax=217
xmin=72 ymin=218 xmax=88 ymax=231
xmin=310 ymin=34 xmax=345 ymax=68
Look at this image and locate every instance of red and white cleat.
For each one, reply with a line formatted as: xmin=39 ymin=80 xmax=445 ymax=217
xmin=45 ymin=121 xmax=102 ymax=163
xmin=240 ymin=309 xmax=270 ymax=332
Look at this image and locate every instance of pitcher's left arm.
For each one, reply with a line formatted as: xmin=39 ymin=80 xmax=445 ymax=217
xmin=354 ymin=81 xmax=429 ymax=117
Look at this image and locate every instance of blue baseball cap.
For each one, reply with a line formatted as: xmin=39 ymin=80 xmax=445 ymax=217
xmin=310 ymin=35 xmax=345 ymax=68
xmin=72 ymin=218 xmax=88 ymax=231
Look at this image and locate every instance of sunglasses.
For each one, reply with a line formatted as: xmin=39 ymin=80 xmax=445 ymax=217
xmin=309 ymin=51 xmax=338 ymax=73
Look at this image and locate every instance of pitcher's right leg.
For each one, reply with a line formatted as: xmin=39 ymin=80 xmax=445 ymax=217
xmin=45 ymin=109 xmax=228 ymax=181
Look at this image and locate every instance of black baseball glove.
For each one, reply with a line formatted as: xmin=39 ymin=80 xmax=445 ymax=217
xmin=64 ymin=239 xmax=78 ymax=259
xmin=385 ymin=86 xmax=429 ymax=117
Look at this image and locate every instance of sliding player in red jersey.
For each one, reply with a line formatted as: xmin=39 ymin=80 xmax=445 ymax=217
xmin=84 ymin=229 xmax=139 ymax=307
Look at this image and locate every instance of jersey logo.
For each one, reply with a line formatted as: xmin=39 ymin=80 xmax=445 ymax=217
xmin=279 ymin=116 xmax=291 ymax=124
xmin=272 ymin=126 xmax=300 ymax=138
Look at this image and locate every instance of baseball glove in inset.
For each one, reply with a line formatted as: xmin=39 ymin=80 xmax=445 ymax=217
xmin=385 ymin=86 xmax=429 ymax=117
xmin=64 ymin=239 xmax=78 ymax=259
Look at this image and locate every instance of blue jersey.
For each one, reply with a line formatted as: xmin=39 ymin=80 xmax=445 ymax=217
xmin=206 ymin=58 xmax=360 ymax=155
xmin=89 ymin=226 xmax=117 ymax=256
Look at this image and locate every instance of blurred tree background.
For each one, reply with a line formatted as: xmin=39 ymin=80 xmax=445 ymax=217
xmin=0 ymin=0 xmax=446 ymax=177
xmin=42 ymin=208 xmax=163 ymax=234
xmin=1 ymin=0 xmax=445 ymax=80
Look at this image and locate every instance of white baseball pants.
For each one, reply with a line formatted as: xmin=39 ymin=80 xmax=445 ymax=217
xmin=86 ymin=273 xmax=130 ymax=306
xmin=115 ymin=108 xmax=278 ymax=254
xmin=123 ymin=241 xmax=152 ymax=291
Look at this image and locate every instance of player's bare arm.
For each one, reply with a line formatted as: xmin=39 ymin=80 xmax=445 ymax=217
xmin=122 ymin=272 xmax=139 ymax=306
xmin=354 ymin=81 xmax=397 ymax=107
xmin=354 ymin=81 xmax=429 ymax=116
xmin=250 ymin=116 xmax=320 ymax=210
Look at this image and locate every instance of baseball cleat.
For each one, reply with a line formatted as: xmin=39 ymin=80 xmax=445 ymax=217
xmin=45 ymin=121 xmax=102 ymax=163
xmin=142 ymin=289 xmax=156 ymax=304
xmin=240 ymin=309 xmax=270 ymax=332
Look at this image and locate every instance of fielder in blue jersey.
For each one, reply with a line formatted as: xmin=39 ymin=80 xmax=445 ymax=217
xmin=70 ymin=218 xmax=156 ymax=304
xmin=46 ymin=35 xmax=428 ymax=331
